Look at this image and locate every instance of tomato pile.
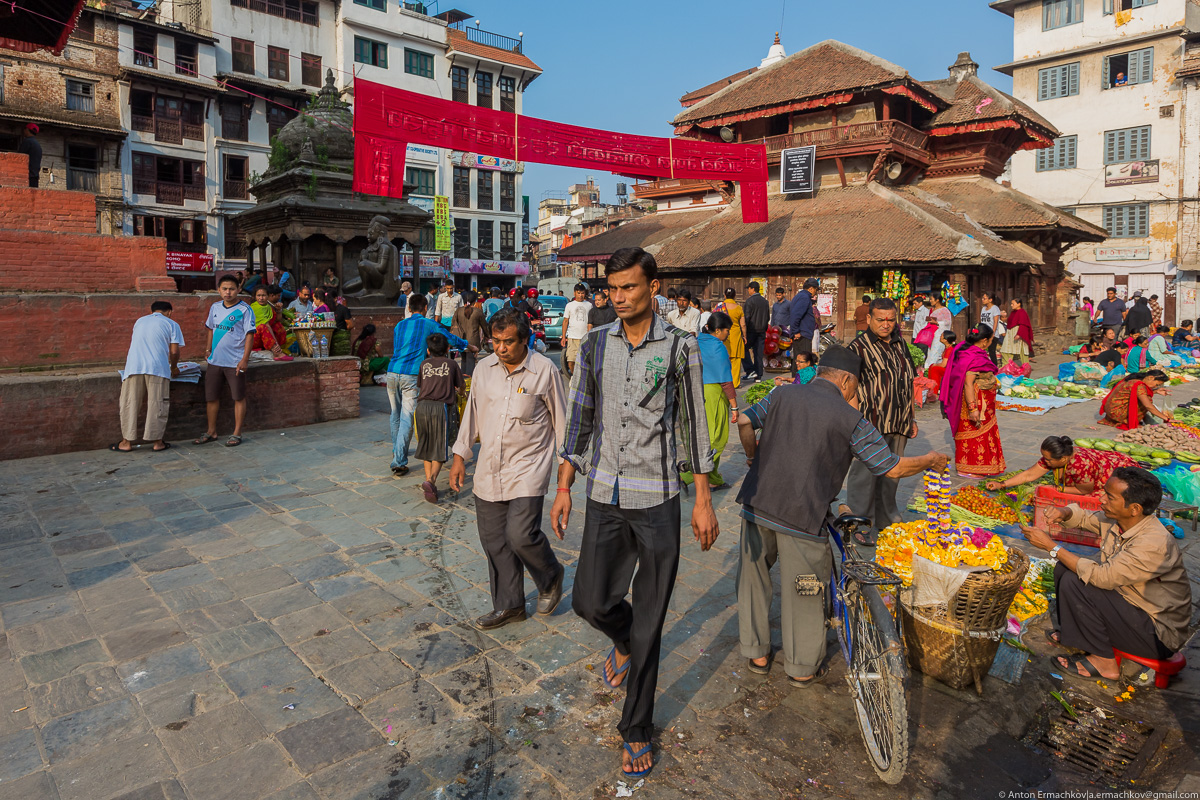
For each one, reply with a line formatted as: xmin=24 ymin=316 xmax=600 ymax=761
xmin=996 ymin=402 xmax=1041 ymax=413
xmin=951 ymin=486 xmax=1019 ymax=524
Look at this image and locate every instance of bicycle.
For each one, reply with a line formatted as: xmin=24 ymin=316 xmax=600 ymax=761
xmin=823 ymin=514 xmax=910 ymax=784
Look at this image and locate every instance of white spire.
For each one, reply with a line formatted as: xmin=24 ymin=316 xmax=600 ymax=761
xmin=761 ymin=32 xmax=786 ymax=68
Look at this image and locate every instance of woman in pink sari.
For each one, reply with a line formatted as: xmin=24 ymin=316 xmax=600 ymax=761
xmin=939 ymin=324 xmax=1006 ymax=477
xmin=999 ymin=298 xmax=1033 ymax=365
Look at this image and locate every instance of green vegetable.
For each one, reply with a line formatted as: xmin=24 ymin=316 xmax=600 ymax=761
xmin=744 ymin=381 xmax=773 ymax=405
xmin=907 ymin=343 xmax=924 ymax=371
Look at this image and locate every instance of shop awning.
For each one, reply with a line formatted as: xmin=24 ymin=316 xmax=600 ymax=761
xmin=0 ymin=0 xmax=86 ymax=56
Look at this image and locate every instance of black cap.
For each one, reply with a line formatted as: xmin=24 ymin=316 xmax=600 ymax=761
xmin=803 ymin=277 xmax=820 ymax=289
xmin=817 ymin=344 xmax=861 ymax=379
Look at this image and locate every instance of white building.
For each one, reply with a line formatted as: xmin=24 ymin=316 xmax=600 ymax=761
xmin=993 ymin=0 xmax=1200 ymax=322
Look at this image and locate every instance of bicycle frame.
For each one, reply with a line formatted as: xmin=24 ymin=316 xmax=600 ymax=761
xmin=828 ymin=521 xmax=907 ymax=675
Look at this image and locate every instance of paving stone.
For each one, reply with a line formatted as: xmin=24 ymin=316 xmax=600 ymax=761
xmin=134 ymin=549 xmax=200 ymax=574
xmin=514 ymin=634 xmax=593 ymax=675
xmin=262 ymin=540 xmax=339 ymax=566
xmin=197 ymin=623 xmax=283 ymax=666
xmin=293 ymin=628 xmax=377 ymax=672
xmin=0 ymin=770 xmax=58 ymax=800
xmin=328 ymin=586 xmax=407 ymax=622
xmin=0 ymin=727 xmax=44 ymax=781
xmin=158 ymin=702 xmax=266 ymax=771
xmin=259 ymin=783 xmax=320 ymax=800
xmin=86 ymin=594 xmax=171 ymax=636
xmin=6 ymin=614 xmax=97 ymax=659
xmin=1 ymin=595 xmax=81 ymax=630
xmin=41 ymin=696 xmax=148 ymax=764
xmin=49 ymin=733 xmax=175 ymax=800
xmin=221 ymin=568 xmax=296 ymax=599
xmin=397 ymin=714 xmax=496 ymax=786
xmin=218 ymin=648 xmax=314 ymax=698
xmin=162 ymin=581 xmax=236 ymax=614
xmin=176 ymin=600 xmax=257 ymax=637
xmin=178 ymin=739 xmax=299 ymax=800
xmin=390 ymin=630 xmax=481 ymax=676
xmin=275 ymin=707 xmax=382 ymax=773
xmin=360 ymin=678 xmax=454 ymax=735
xmin=281 ymin=556 xmax=351 ymax=583
xmin=206 ymin=552 xmax=274 ymax=579
xmin=243 ymin=585 xmax=321 ymax=620
xmin=146 ymin=564 xmax=216 ymax=593
xmin=65 ymin=560 xmax=135 ymax=590
xmin=321 ymin=652 xmax=414 ymax=702
xmin=20 ymin=639 xmax=108 ymax=686
xmin=30 ymin=667 xmax=126 ymax=723
xmin=133 ymin=670 xmax=238 ymax=728
xmin=50 ymin=531 xmax=117 ymax=557
xmin=305 ymin=743 xmax=423 ymax=800
xmin=101 ymin=620 xmax=188 ymax=662
xmin=306 ymin=574 xmax=371 ymax=602
xmin=76 ymin=578 xmax=154 ymax=611
xmin=117 ymin=645 xmax=210 ymax=694
xmin=240 ymin=678 xmax=348 ymax=734
xmin=428 ymin=657 xmax=529 ymax=713
xmin=108 ymin=780 xmax=189 ymax=800
xmin=269 ymin=605 xmax=350 ymax=646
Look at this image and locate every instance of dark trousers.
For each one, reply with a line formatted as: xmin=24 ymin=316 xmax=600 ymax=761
xmin=743 ymin=331 xmax=765 ymax=379
xmin=1054 ymin=563 xmax=1173 ymax=660
xmin=846 ymin=433 xmax=908 ymax=533
xmin=572 ymin=496 xmax=681 ymax=744
xmin=987 ymin=340 xmax=998 ymax=365
xmin=475 ymin=495 xmax=560 ymax=611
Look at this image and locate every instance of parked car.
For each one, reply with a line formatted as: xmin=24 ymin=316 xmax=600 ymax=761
xmin=539 ymin=294 xmax=568 ymax=346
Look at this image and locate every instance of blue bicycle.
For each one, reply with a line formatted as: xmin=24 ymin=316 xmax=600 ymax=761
xmin=825 ymin=514 xmax=910 ymax=784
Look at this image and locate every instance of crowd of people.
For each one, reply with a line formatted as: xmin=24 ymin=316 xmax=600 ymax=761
xmin=109 ymin=254 xmax=1192 ymax=780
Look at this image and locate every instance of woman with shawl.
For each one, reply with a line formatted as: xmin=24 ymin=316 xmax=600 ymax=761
xmin=681 ymin=312 xmax=738 ymax=489
xmin=939 ymin=324 xmax=1005 ymax=477
xmin=999 ymin=298 xmax=1033 ymax=365
xmin=1099 ymin=370 xmax=1172 ymax=430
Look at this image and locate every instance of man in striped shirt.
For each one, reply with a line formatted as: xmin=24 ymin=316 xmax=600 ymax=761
xmin=552 ymin=247 xmax=716 ymax=780
xmin=735 ymin=345 xmax=948 ymax=685
xmin=385 ymin=293 xmax=475 ymax=476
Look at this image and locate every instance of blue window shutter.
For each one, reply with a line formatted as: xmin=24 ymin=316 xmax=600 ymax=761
xmin=1065 ymin=136 xmax=1077 ymax=168
xmin=1038 ymin=67 xmax=1051 ymax=101
xmin=1134 ymin=126 xmax=1151 ymax=160
xmin=1102 ymin=56 xmax=1111 ymax=90
xmin=1068 ymin=62 xmax=1079 ymax=96
xmin=1104 ymin=0 xmax=1114 ymax=14
xmin=1138 ymin=47 xmax=1153 ymax=84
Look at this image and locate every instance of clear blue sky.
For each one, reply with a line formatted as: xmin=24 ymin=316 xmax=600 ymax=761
xmin=462 ymin=0 xmax=1018 ymax=209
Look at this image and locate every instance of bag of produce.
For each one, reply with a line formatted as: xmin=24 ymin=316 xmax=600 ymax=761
xmin=1058 ymin=362 xmax=1080 ymax=381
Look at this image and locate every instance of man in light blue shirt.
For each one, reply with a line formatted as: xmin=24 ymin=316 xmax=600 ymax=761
xmin=115 ymin=300 xmax=184 ymax=452
xmin=386 ymin=293 xmax=475 ymax=475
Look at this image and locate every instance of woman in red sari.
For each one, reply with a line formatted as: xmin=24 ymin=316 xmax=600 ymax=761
xmin=1099 ymin=370 xmax=1172 ymax=430
xmin=939 ymin=324 xmax=1006 ymax=477
xmin=987 ymin=436 xmax=1136 ymax=496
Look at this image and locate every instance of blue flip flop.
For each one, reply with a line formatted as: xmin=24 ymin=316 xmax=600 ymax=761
xmin=622 ymin=742 xmax=653 ymax=778
xmin=602 ymin=646 xmax=631 ymax=689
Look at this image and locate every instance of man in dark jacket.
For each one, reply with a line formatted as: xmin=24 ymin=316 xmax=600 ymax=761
xmin=17 ymin=123 xmax=42 ymax=188
xmin=743 ymin=281 xmax=770 ymax=382
xmin=788 ymin=278 xmax=820 ymax=373
xmin=735 ymin=345 xmax=948 ymax=683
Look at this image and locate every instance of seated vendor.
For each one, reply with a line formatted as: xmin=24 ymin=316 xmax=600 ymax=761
xmin=1172 ymin=320 xmax=1196 ymax=350
xmin=1076 ymin=334 xmax=1103 ymax=362
xmin=1099 ymin=370 xmax=1172 ymax=430
xmin=774 ymin=350 xmax=818 ymax=386
xmin=927 ymin=330 xmax=957 ymax=386
xmin=250 ymin=285 xmax=292 ymax=361
xmin=1089 ymin=341 xmax=1128 ymax=373
xmin=1147 ymin=325 xmax=1184 ymax=368
xmin=1021 ymin=467 xmax=1191 ymax=680
xmin=987 ymin=435 xmax=1135 ymax=496
xmin=353 ymin=323 xmax=388 ymax=385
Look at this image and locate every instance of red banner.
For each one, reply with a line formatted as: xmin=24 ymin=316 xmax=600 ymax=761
xmin=353 ymin=79 xmax=768 ymax=224
xmin=166 ymin=251 xmax=214 ymax=273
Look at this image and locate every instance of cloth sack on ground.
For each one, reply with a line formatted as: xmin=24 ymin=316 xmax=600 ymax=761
xmin=910 ymin=554 xmax=989 ymax=607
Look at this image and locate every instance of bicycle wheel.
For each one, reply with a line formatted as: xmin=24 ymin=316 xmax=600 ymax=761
xmin=845 ymin=584 xmax=909 ymax=785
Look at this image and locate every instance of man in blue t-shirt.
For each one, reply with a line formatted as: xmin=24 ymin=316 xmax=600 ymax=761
xmin=195 ymin=274 xmax=256 ymax=447
xmin=1094 ymin=287 xmax=1128 ymax=333
xmin=482 ymin=287 xmax=505 ymax=320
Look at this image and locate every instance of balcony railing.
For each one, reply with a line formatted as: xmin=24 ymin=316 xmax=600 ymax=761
xmin=221 ymin=118 xmax=249 ymax=141
xmin=182 ymin=183 xmax=205 ymax=201
xmin=224 ymin=179 xmax=248 ymax=199
xmin=449 ymin=22 xmax=523 ymax=53
xmin=182 ymin=122 xmax=204 ymax=141
xmin=157 ymin=183 xmax=183 ymax=205
xmin=230 ymin=0 xmax=319 ymax=26
xmin=757 ymin=120 xmax=929 ymax=158
xmin=131 ymin=180 xmax=203 ymax=205
xmin=132 ymin=114 xmax=153 ymax=133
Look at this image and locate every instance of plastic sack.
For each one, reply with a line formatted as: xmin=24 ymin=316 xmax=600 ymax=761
xmin=1075 ymin=362 xmax=1108 ymax=382
xmin=1031 ymin=376 xmax=1060 ymax=387
xmin=1100 ymin=366 xmax=1126 ymax=388
xmin=1155 ymin=464 xmax=1199 ymax=505
xmin=998 ymin=374 xmax=1021 ymax=391
xmin=999 ymin=360 xmax=1031 ymax=378
xmin=1058 ymin=362 xmax=1080 ymax=381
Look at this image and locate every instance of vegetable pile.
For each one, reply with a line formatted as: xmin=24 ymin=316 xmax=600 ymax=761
xmin=1097 ymin=428 xmax=1200 ymax=463
xmin=743 ymin=381 xmax=773 ymax=406
xmin=950 ymin=486 xmax=1019 ymax=523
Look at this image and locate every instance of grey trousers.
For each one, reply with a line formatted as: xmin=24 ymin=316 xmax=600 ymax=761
xmin=475 ymin=495 xmax=560 ymax=611
xmin=736 ymin=518 xmax=833 ymax=679
xmin=846 ymin=432 xmax=908 ymax=532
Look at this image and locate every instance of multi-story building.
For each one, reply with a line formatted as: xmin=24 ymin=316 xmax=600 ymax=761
xmin=534 ymin=180 xmax=649 ymax=280
xmin=0 ymin=3 xmax=127 ymax=234
xmin=992 ymin=0 xmax=1200 ymax=322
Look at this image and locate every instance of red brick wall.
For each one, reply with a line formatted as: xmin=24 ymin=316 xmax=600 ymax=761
xmin=0 ymin=153 xmax=27 ymax=188
xmin=0 ymin=358 xmax=360 ymax=461
xmin=0 ymin=186 xmax=99 ymax=233
xmin=0 ymin=293 xmax=216 ymax=370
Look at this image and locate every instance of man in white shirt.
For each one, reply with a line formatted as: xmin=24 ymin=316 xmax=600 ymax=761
xmin=288 ymin=286 xmax=314 ymax=318
xmin=667 ymin=290 xmax=701 ymax=334
xmin=560 ymin=282 xmax=593 ymax=376
xmin=114 ymin=300 xmax=184 ymax=453
xmin=436 ymin=279 xmax=463 ymax=326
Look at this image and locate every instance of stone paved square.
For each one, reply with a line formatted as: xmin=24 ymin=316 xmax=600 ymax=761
xmin=0 ymin=383 xmax=1197 ymax=799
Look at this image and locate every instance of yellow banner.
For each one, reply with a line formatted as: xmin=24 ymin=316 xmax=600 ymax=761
xmin=434 ymin=195 xmax=451 ymax=251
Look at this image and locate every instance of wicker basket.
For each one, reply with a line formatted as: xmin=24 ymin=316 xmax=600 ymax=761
xmin=901 ymin=547 xmax=1029 ymax=694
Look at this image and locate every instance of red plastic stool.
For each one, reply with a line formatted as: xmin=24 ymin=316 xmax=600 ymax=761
xmin=1112 ymin=650 xmax=1187 ymax=688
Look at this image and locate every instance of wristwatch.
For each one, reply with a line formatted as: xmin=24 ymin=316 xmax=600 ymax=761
xmin=1049 ymin=545 xmax=1062 ymax=560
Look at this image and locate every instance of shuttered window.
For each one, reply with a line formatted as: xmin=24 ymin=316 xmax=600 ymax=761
xmin=1037 ymin=135 xmax=1077 ymax=171
xmin=1103 ymin=204 xmax=1149 ymax=238
xmin=1103 ymin=47 xmax=1153 ymax=88
xmin=1103 ymin=125 xmax=1151 ymax=164
xmin=1105 ymin=0 xmax=1159 ymax=12
xmin=1037 ymin=62 xmax=1079 ymax=101
xmin=1043 ymin=0 xmax=1083 ymax=30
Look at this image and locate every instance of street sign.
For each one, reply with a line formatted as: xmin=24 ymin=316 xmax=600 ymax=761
xmin=781 ymin=146 xmax=817 ymax=194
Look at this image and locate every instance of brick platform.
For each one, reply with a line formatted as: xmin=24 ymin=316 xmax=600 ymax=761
xmin=0 ymin=357 xmax=360 ymax=460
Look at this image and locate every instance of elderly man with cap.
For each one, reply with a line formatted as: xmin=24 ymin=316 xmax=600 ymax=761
xmin=18 ymin=123 xmax=42 ymax=188
xmin=735 ymin=345 xmax=949 ymax=684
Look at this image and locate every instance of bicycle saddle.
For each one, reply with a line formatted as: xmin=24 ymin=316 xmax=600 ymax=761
xmin=832 ymin=514 xmax=871 ymax=531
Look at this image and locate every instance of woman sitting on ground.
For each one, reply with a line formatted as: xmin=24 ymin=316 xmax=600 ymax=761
xmin=249 ymin=285 xmax=292 ymax=361
xmin=987 ymin=435 xmax=1136 ymax=497
xmin=927 ymin=330 xmax=958 ymax=387
xmin=1099 ymin=370 xmax=1172 ymax=430
xmin=1147 ymin=325 xmax=1183 ymax=368
xmin=1076 ymin=334 xmax=1104 ymax=362
xmin=353 ymin=323 xmax=388 ymax=386
xmin=1124 ymin=335 xmax=1150 ymax=372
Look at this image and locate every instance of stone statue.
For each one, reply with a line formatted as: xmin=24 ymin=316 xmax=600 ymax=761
xmin=345 ymin=215 xmax=401 ymax=302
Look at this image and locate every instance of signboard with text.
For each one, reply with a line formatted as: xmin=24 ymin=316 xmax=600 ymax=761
xmin=452 ymin=259 xmax=531 ymax=276
xmin=450 ymin=151 xmax=524 ymax=173
xmin=433 ymin=195 xmax=451 ymax=251
xmin=1105 ymin=160 xmax=1159 ymax=187
xmin=1096 ymin=246 xmax=1151 ymax=261
xmin=166 ymin=251 xmax=214 ymax=272
xmin=781 ymin=146 xmax=817 ymax=194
